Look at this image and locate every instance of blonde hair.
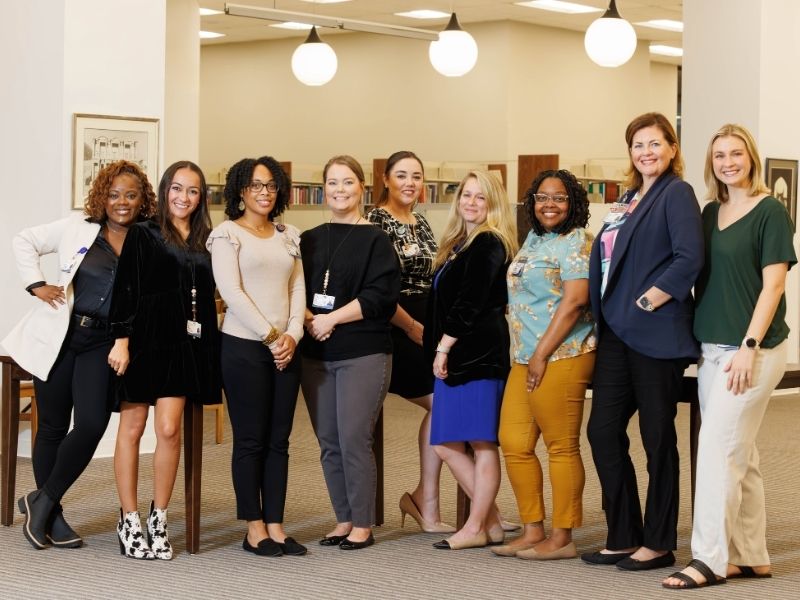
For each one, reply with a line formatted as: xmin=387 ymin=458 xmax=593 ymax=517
xmin=434 ymin=170 xmax=518 ymax=269
xmin=704 ymin=124 xmax=770 ymax=203
xmin=623 ymin=112 xmax=684 ymax=190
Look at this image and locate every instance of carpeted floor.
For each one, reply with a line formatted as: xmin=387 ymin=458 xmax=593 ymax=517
xmin=2 ymin=392 xmax=799 ymax=600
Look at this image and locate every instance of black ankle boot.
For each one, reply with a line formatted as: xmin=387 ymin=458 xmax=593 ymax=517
xmin=47 ymin=504 xmax=83 ymax=548
xmin=18 ymin=489 xmax=57 ymax=550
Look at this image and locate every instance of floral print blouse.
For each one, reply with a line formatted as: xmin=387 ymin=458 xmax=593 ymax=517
xmin=507 ymin=228 xmax=596 ymax=364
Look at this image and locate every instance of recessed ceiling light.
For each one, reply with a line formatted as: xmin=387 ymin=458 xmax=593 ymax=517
xmin=395 ymin=10 xmax=450 ymax=20
xmin=271 ymin=22 xmax=314 ymax=30
xmin=637 ymin=19 xmax=684 ymax=33
xmin=200 ymin=31 xmax=225 ymax=39
xmin=649 ymin=44 xmax=683 ymax=57
xmin=515 ymin=0 xmax=602 ymax=15
xmin=297 ymin=0 xmax=352 ymax=4
xmin=199 ymin=8 xmax=223 ymax=16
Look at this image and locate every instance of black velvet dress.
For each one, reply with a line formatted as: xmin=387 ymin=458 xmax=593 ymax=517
xmin=110 ymin=220 xmax=221 ymax=406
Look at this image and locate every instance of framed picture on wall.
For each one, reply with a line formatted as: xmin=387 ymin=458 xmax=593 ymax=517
xmin=72 ymin=114 xmax=159 ymax=210
xmin=765 ymin=157 xmax=798 ymax=231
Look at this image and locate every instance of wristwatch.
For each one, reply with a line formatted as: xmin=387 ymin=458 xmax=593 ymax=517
xmin=743 ymin=336 xmax=760 ymax=349
xmin=637 ymin=295 xmax=655 ymax=312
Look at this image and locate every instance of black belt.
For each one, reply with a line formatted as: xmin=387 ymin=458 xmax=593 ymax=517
xmin=72 ymin=313 xmax=107 ymax=330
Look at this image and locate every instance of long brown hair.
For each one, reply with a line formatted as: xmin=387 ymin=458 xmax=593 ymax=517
xmin=156 ymin=161 xmax=211 ymax=252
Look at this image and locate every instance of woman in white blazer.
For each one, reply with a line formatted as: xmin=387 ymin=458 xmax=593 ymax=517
xmin=3 ymin=161 xmax=155 ymax=552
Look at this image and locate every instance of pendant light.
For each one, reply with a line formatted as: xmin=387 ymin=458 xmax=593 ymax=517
xmin=584 ymin=0 xmax=637 ymax=68
xmin=429 ymin=13 xmax=478 ymax=77
xmin=291 ymin=26 xmax=338 ymax=86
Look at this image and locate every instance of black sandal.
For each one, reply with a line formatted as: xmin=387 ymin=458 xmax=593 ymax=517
xmin=728 ymin=565 xmax=772 ymax=579
xmin=663 ymin=559 xmax=727 ymax=589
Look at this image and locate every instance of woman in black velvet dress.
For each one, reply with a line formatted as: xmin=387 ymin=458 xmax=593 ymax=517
xmin=108 ymin=161 xmax=220 ymax=560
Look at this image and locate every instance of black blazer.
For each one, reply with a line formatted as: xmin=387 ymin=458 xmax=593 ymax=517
xmin=424 ymin=231 xmax=511 ymax=386
xmin=588 ymin=173 xmax=703 ymax=360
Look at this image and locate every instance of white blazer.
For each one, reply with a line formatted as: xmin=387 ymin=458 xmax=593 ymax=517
xmin=2 ymin=215 xmax=101 ymax=380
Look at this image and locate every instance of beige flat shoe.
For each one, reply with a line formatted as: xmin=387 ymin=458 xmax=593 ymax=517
xmin=517 ymin=541 xmax=578 ymax=561
xmin=491 ymin=541 xmax=537 ymax=557
xmin=500 ymin=519 xmax=521 ymax=532
xmin=433 ymin=531 xmax=488 ymax=550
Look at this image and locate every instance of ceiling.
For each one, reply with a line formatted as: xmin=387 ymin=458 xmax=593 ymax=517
xmin=200 ymin=0 xmax=683 ymax=58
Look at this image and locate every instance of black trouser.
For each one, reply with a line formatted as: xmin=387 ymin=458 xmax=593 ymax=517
xmin=221 ymin=333 xmax=301 ymax=523
xmin=587 ymin=328 xmax=686 ymax=551
xmin=32 ymin=323 xmax=113 ymax=502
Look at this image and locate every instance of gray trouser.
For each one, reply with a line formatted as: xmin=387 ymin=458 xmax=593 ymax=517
xmin=301 ymin=353 xmax=391 ymax=527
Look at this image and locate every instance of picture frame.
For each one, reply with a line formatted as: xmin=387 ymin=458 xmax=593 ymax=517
xmin=72 ymin=113 xmax=159 ymax=210
xmin=765 ymin=157 xmax=798 ymax=231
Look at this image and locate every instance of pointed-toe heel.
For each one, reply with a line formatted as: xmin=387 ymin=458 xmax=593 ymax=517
xmin=399 ymin=492 xmax=456 ymax=534
xmin=117 ymin=508 xmax=155 ymax=560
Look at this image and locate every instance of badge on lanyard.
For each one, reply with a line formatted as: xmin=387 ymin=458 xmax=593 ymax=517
xmin=402 ymin=243 xmax=420 ymax=257
xmin=187 ymin=320 xmax=202 ymax=339
xmin=312 ymin=293 xmax=335 ymax=310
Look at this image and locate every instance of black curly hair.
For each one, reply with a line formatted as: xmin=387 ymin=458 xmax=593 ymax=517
xmin=523 ymin=169 xmax=590 ymax=236
xmin=223 ymin=156 xmax=291 ymax=221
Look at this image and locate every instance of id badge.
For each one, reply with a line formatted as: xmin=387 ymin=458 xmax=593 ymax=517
xmin=312 ymin=293 xmax=335 ymax=310
xmin=602 ymin=202 xmax=628 ymax=224
xmin=402 ymin=243 xmax=420 ymax=257
xmin=510 ymin=258 xmax=527 ymax=276
xmin=187 ymin=320 xmax=202 ymax=339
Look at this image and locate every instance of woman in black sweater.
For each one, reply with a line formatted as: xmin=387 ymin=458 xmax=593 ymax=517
xmin=300 ymin=155 xmax=400 ymax=550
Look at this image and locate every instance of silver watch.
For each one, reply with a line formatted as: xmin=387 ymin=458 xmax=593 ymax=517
xmin=638 ymin=295 xmax=655 ymax=312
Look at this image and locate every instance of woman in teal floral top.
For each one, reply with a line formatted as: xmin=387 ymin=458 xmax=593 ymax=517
xmin=493 ymin=169 xmax=596 ymax=561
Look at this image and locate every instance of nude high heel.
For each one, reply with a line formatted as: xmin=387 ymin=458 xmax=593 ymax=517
xmin=399 ymin=492 xmax=456 ymax=534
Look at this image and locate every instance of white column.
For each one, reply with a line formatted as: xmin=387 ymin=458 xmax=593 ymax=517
xmin=1 ymin=0 xmax=169 ymax=456
xmin=682 ymin=0 xmax=800 ymax=362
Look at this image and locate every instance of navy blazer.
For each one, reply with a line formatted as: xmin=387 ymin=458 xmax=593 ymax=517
xmin=589 ymin=173 xmax=703 ymax=360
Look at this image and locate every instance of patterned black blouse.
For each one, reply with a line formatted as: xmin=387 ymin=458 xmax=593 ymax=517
xmin=367 ymin=207 xmax=438 ymax=296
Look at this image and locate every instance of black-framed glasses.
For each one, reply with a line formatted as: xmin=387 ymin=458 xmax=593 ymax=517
xmin=533 ymin=193 xmax=569 ymax=204
xmin=248 ymin=181 xmax=279 ymax=194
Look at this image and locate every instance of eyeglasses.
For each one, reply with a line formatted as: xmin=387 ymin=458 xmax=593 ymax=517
xmin=533 ymin=193 xmax=569 ymax=204
xmin=248 ymin=181 xmax=279 ymax=194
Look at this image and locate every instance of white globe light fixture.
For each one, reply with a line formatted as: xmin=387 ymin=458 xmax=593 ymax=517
xmin=584 ymin=0 xmax=637 ymax=68
xmin=291 ymin=26 xmax=337 ymax=86
xmin=429 ymin=13 xmax=478 ymax=77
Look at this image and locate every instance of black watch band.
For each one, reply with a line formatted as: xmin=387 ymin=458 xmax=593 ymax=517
xmin=25 ymin=281 xmax=46 ymax=295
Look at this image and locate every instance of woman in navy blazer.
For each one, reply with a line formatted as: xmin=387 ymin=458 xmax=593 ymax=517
xmin=581 ymin=113 xmax=703 ymax=571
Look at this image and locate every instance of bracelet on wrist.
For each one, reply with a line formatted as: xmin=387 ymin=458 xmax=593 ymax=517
xmin=436 ymin=344 xmax=450 ymax=354
xmin=263 ymin=327 xmax=281 ymax=346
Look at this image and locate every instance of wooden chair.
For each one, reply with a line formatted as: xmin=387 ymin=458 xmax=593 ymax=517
xmin=203 ymin=296 xmax=228 ymax=445
xmin=18 ymin=381 xmax=37 ymax=449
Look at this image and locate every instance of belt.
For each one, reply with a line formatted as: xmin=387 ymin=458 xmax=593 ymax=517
xmin=72 ymin=313 xmax=107 ymax=330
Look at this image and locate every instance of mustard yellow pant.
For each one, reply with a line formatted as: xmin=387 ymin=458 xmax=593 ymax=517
xmin=498 ymin=352 xmax=595 ymax=528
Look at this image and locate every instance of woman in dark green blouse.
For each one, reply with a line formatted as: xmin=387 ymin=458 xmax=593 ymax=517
xmin=663 ymin=124 xmax=796 ymax=589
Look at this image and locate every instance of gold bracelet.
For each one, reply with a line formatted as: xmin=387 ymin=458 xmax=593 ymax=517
xmin=263 ymin=327 xmax=281 ymax=346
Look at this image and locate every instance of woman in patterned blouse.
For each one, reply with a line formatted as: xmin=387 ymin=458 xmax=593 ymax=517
xmin=367 ymin=151 xmax=454 ymax=533
xmin=493 ymin=169 xmax=596 ymax=561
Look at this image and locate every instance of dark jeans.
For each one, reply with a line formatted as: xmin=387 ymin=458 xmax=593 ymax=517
xmin=221 ymin=333 xmax=301 ymax=523
xmin=587 ymin=328 xmax=687 ymax=551
xmin=33 ymin=323 xmax=113 ymax=502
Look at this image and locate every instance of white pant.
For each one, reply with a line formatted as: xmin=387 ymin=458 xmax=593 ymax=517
xmin=691 ymin=340 xmax=787 ymax=576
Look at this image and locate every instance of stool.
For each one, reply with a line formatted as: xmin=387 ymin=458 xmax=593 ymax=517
xmin=19 ymin=381 xmax=38 ymax=450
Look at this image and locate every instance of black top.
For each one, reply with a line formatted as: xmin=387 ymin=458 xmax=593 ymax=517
xmin=367 ymin=208 xmax=437 ymax=295
xmin=300 ymin=222 xmax=400 ymax=361
xmin=72 ymin=230 xmax=117 ymax=321
xmin=109 ymin=220 xmax=221 ymax=405
xmin=424 ymin=231 xmax=511 ymax=386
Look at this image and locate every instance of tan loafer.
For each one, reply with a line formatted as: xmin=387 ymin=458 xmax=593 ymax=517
xmin=517 ymin=541 xmax=578 ymax=561
xmin=491 ymin=541 xmax=537 ymax=557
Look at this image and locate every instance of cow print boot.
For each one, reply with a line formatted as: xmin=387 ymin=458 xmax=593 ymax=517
xmin=147 ymin=501 xmax=173 ymax=560
xmin=117 ymin=508 xmax=155 ymax=560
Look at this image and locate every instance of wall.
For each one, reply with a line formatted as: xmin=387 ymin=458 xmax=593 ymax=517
xmin=200 ymin=20 xmax=678 ymax=199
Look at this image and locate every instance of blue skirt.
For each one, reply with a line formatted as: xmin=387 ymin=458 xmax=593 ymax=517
xmin=430 ymin=378 xmax=505 ymax=444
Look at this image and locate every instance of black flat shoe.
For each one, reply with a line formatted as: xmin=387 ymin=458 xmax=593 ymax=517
xmin=617 ymin=551 xmax=675 ymax=571
xmin=278 ymin=536 xmax=308 ymax=556
xmin=243 ymin=534 xmax=283 ymax=557
xmin=319 ymin=534 xmax=349 ymax=546
xmin=339 ymin=534 xmax=375 ymax=550
xmin=581 ymin=550 xmax=635 ymax=565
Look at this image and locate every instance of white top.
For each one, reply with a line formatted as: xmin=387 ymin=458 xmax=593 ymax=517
xmin=207 ymin=220 xmax=305 ymax=344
